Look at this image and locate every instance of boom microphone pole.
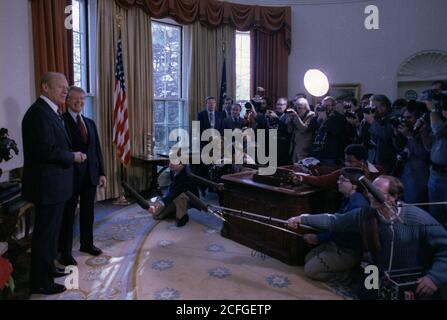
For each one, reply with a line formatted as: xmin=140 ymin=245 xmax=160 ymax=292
xmin=184 ymin=191 xmax=318 ymax=236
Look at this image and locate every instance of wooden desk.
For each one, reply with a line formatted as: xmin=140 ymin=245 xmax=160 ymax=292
xmin=131 ymin=155 xmax=170 ymax=197
xmin=220 ymin=170 xmax=339 ymax=265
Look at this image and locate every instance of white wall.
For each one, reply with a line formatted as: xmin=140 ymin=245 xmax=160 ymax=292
xmin=0 ymin=0 xmax=35 ymax=180
xmin=232 ymin=0 xmax=447 ymax=100
xmin=1 ymin=0 xmax=446 ymax=178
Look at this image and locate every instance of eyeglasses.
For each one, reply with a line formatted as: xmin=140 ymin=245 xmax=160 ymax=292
xmin=276 ymin=103 xmax=286 ymax=106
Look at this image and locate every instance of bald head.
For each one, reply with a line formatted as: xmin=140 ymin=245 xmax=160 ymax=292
xmin=369 ymin=175 xmax=404 ymax=213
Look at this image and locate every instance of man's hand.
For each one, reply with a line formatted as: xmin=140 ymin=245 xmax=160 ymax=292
xmin=303 ymin=233 xmax=319 ymax=246
xmin=347 ymin=117 xmax=360 ymax=127
xmin=99 ymin=176 xmax=107 ymax=188
xmin=423 ymin=100 xmax=434 ymax=112
xmin=148 ymin=200 xmax=164 ymax=216
xmin=73 ymin=152 xmax=87 ymax=163
xmin=416 ymin=276 xmax=438 ymax=297
xmin=287 ymin=216 xmax=302 ymax=229
xmin=266 ymin=110 xmax=278 ymax=118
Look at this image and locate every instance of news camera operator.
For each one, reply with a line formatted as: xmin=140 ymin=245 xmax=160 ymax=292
xmin=422 ymin=87 xmax=447 ymax=229
xmin=364 ymin=95 xmax=397 ymax=174
xmin=288 ymin=175 xmax=447 ymax=300
xmin=391 ymin=101 xmax=430 ymax=204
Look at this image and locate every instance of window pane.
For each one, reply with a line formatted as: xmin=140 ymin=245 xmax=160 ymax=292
xmin=167 ymin=101 xmax=180 ymax=125
xmin=236 ymin=31 xmax=251 ymax=102
xmin=154 ymin=101 xmax=165 ymax=123
xmin=154 ymin=124 xmax=167 ymax=152
xmin=151 ymin=22 xmax=181 ymax=99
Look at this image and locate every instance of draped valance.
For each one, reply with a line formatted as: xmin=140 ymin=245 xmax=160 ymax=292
xmin=115 ymin=0 xmax=291 ymax=53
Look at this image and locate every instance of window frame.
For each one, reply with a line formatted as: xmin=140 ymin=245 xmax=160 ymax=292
xmin=151 ymin=19 xmax=186 ymax=154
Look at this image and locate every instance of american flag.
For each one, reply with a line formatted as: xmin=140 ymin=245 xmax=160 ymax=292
xmin=112 ymin=38 xmax=130 ymax=165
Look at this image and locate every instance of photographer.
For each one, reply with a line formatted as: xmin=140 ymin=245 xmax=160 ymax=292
xmin=252 ymin=97 xmax=291 ymax=166
xmin=286 ymin=98 xmax=317 ymax=162
xmin=366 ymin=94 xmax=397 ymax=174
xmin=391 ymin=102 xmax=430 ymax=204
xmin=310 ymin=96 xmax=347 ymax=167
xmin=423 ymin=90 xmax=447 ymax=229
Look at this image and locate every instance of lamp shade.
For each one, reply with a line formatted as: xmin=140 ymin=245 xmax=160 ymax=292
xmin=304 ymin=69 xmax=329 ymax=97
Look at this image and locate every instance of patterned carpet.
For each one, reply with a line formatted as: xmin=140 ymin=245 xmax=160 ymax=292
xmin=31 ymin=204 xmax=347 ymax=300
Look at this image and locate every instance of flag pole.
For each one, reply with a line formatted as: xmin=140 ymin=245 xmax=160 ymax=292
xmin=113 ymin=9 xmax=131 ymax=206
xmin=114 ymin=163 xmax=131 ymax=205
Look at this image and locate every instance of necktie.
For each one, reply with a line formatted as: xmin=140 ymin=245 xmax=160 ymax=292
xmin=77 ymin=114 xmax=88 ymax=144
xmin=57 ymin=109 xmax=65 ymax=126
xmin=209 ymin=112 xmax=215 ymax=128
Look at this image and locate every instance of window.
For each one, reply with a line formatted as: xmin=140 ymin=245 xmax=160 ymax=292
xmin=235 ymin=31 xmax=251 ymax=103
xmin=152 ymin=21 xmax=185 ymax=154
xmin=72 ymin=0 xmax=89 ymax=91
xmin=72 ymin=0 xmax=94 ymax=119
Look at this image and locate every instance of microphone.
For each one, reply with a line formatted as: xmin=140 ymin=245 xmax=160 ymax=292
xmin=185 ymin=191 xmax=209 ymax=212
xmin=187 ymin=172 xmax=225 ymax=192
xmin=121 ymin=181 xmax=150 ymax=210
xmin=358 ymin=175 xmax=386 ymax=204
xmin=185 ymin=191 xmax=227 ymax=223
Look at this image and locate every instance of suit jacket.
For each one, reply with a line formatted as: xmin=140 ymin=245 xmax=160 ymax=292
xmin=223 ymin=116 xmax=244 ymax=130
xmin=288 ymin=111 xmax=317 ymax=162
xmin=162 ymin=165 xmax=199 ymax=205
xmin=197 ymin=110 xmax=224 ymax=135
xmin=22 ymin=98 xmax=74 ymax=205
xmin=63 ymin=112 xmax=105 ymax=186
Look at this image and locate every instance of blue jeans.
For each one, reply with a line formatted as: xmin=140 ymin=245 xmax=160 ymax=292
xmin=428 ymin=169 xmax=447 ymax=229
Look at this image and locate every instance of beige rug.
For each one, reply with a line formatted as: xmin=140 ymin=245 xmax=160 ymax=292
xmin=31 ymin=204 xmax=344 ymax=300
xmin=135 ymin=218 xmax=343 ymax=300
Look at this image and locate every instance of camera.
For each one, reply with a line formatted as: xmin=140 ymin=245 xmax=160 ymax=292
xmin=390 ymin=115 xmax=408 ymax=129
xmin=315 ymin=104 xmax=326 ymax=112
xmin=244 ymin=102 xmax=253 ymax=111
xmin=285 ymin=109 xmax=295 ymax=114
xmin=0 ymin=128 xmax=19 ymax=163
xmin=345 ymin=111 xmax=357 ymax=120
xmin=362 ymin=106 xmax=376 ymax=114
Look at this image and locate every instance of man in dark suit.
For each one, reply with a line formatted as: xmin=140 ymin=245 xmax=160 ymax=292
xmin=223 ymin=103 xmax=245 ymax=130
xmin=148 ymin=161 xmax=199 ymax=227
xmin=197 ymin=96 xmax=224 ymax=135
xmin=58 ymin=86 xmax=106 ymax=266
xmin=222 ymin=97 xmax=233 ymax=118
xmin=22 ymin=72 xmax=86 ymax=295
xmin=196 ymin=96 xmax=224 ymax=195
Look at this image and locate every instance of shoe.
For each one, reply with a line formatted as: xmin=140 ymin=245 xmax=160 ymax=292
xmin=51 ymin=266 xmax=70 ymax=278
xmin=30 ymin=283 xmax=66 ymax=295
xmin=80 ymin=245 xmax=102 ymax=256
xmin=58 ymin=255 xmax=77 ymax=266
xmin=53 ymin=271 xmax=69 ymax=278
xmin=176 ymin=214 xmax=189 ymax=227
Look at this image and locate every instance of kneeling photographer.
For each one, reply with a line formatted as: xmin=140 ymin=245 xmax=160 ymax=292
xmin=391 ymin=101 xmax=430 ymax=204
xmin=422 ymin=86 xmax=447 ymax=229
